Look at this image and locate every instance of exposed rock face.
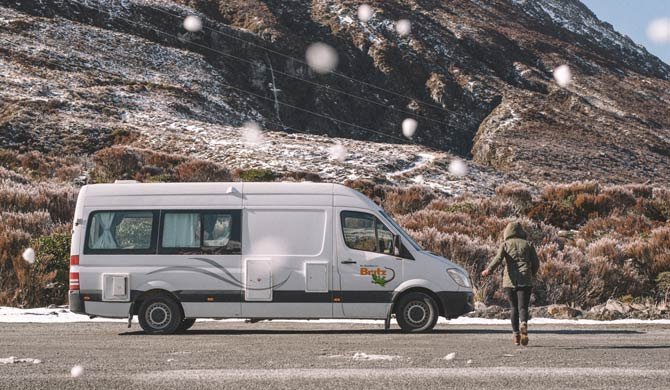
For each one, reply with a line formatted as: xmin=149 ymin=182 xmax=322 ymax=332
xmin=1 ymin=0 xmax=669 ymax=185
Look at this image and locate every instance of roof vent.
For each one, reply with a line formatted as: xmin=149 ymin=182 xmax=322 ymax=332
xmin=226 ymin=187 xmax=239 ymax=194
xmin=114 ymin=180 xmax=139 ymax=184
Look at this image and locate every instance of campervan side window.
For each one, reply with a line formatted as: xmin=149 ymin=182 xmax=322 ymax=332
xmin=158 ymin=210 xmax=241 ymax=255
xmin=85 ymin=210 xmax=158 ymax=254
xmin=341 ymin=211 xmax=394 ymax=255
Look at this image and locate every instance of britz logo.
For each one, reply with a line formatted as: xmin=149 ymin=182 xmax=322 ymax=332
xmin=360 ymin=266 xmax=395 ymax=287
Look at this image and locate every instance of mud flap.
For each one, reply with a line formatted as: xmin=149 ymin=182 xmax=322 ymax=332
xmin=384 ymin=302 xmax=394 ymax=331
xmin=127 ymin=301 xmax=134 ymax=329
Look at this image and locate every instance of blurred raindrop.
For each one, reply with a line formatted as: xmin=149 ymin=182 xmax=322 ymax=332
xmin=242 ymin=121 xmax=264 ymax=146
xmin=396 ymin=19 xmax=411 ymax=37
xmin=647 ymin=18 xmax=670 ymax=43
xmin=183 ymin=15 xmax=202 ymax=32
xmin=22 ymin=248 xmax=35 ymax=264
xmin=357 ymin=4 xmax=373 ymax=22
xmin=70 ymin=365 xmax=84 ymax=378
xmin=305 ymin=43 xmax=339 ymax=74
xmin=402 ymin=118 xmax=417 ymax=139
xmin=328 ymin=143 xmax=348 ymax=162
xmin=448 ymin=158 xmax=468 ymax=177
xmin=444 ymin=352 xmax=456 ymax=361
xmin=553 ymin=65 xmax=572 ymax=88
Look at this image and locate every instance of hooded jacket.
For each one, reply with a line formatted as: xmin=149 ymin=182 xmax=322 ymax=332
xmin=485 ymin=222 xmax=540 ymax=288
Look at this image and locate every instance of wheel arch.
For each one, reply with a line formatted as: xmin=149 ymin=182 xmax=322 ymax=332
xmin=392 ymin=287 xmax=444 ymax=317
xmin=132 ymin=288 xmax=184 ymax=318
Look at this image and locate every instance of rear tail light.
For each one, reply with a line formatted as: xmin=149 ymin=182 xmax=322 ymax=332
xmin=69 ymin=255 xmax=80 ymax=291
xmin=69 ymin=272 xmax=80 ymax=291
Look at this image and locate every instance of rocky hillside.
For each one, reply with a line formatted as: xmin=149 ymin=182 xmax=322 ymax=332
xmin=1 ymin=0 xmax=669 ymax=187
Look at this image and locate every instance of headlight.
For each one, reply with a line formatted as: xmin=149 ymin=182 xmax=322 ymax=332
xmin=447 ymin=268 xmax=471 ymax=288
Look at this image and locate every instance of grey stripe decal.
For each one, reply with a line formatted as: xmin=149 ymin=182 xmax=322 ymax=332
xmin=189 ymin=257 xmax=243 ymax=285
xmin=146 ymin=265 xmax=292 ymax=291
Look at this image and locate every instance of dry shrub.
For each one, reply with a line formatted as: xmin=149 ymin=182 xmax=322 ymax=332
xmin=0 ymin=148 xmax=19 ymax=168
xmin=529 ymin=182 xmax=601 ymax=228
xmin=650 ymin=188 xmax=670 ymax=221
xmin=495 ymin=183 xmax=532 ymax=213
xmin=580 ymin=214 xmax=656 ymax=242
xmin=0 ymin=181 xmax=78 ymax=223
xmin=0 ymin=226 xmax=31 ymax=305
xmin=24 ymin=231 xmax=71 ymax=306
xmin=343 ymin=180 xmax=436 ymax=215
xmin=0 ymin=166 xmax=29 ymax=184
xmin=656 ymin=272 xmax=670 ymax=302
xmin=529 ymin=182 xmax=643 ymax=229
xmin=622 ymin=184 xmax=654 ymax=199
xmin=143 ymin=150 xmax=187 ymax=169
xmin=281 ymin=171 xmax=322 ymax=182
xmin=398 ymin=211 xmax=503 ymax=242
xmin=543 ymin=181 xmax=599 ymax=203
xmin=55 ymin=165 xmax=84 ymax=182
xmin=587 ymin=237 xmax=626 ymax=261
xmin=583 ymin=238 xmax=649 ymax=301
xmin=534 ymin=244 xmax=586 ymax=305
xmin=0 ymin=211 xmax=54 ymax=236
xmin=233 ymin=168 xmax=276 ymax=182
xmin=91 ymin=147 xmax=191 ymax=183
xmin=601 ymin=186 xmax=638 ymax=209
xmin=426 ymin=195 xmax=516 ymax=218
xmin=379 ymin=186 xmax=435 ymax=215
xmin=91 ymin=147 xmax=141 ymax=182
xmin=110 ymin=128 xmax=140 ymax=144
xmin=623 ymin=227 xmax=670 ymax=276
xmin=175 ymin=160 xmax=232 ymax=182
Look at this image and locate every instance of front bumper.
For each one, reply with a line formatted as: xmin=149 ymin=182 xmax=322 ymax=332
xmin=437 ymin=291 xmax=474 ymax=319
xmin=68 ymin=290 xmax=85 ymax=314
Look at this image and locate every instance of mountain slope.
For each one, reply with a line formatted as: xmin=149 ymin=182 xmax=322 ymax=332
xmin=1 ymin=0 xmax=669 ymax=185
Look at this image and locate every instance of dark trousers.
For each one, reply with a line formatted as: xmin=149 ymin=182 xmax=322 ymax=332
xmin=504 ymin=287 xmax=531 ymax=333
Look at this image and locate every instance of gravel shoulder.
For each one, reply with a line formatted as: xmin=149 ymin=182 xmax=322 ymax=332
xmin=1 ymin=321 xmax=670 ymax=389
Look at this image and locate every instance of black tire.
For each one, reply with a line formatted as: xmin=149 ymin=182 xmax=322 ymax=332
xmin=395 ymin=292 xmax=439 ymax=333
xmin=176 ymin=318 xmax=196 ymax=333
xmin=138 ymin=295 xmax=183 ymax=335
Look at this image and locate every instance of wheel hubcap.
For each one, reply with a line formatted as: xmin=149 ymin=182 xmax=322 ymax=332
xmin=405 ymin=301 xmax=430 ymax=327
xmin=146 ymin=302 xmax=171 ymax=329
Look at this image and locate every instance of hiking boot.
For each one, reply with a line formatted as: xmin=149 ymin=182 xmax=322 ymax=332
xmin=513 ymin=333 xmax=520 ymax=346
xmin=520 ymin=322 xmax=529 ymax=346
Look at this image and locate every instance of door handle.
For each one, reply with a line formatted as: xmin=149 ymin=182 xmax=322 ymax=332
xmin=340 ymin=260 xmax=357 ymax=264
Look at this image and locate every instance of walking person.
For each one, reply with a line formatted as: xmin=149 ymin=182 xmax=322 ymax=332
xmin=481 ymin=222 xmax=540 ymax=346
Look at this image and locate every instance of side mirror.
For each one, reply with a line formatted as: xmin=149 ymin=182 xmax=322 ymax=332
xmin=392 ymin=235 xmax=401 ymax=257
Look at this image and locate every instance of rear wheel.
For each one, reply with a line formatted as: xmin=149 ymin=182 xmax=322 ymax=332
xmin=138 ymin=295 xmax=183 ymax=335
xmin=395 ymin=292 xmax=439 ymax=333
xmin=177 ymin=318 xmax=196 ymax=332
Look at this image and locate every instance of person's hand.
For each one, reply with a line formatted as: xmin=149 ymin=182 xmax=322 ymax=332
xmin=481 ymin=269 xmax=490 ymax=277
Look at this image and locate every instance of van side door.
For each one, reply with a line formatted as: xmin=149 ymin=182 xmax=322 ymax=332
xmin=334 ymin=208 xmax=403 ymax=319
xmin=241 ymin=207 xmax=333 ymax=318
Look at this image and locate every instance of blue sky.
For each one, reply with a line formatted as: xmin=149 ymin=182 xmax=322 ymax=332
xmin=581 ymin=0 xmax=669 ymax=64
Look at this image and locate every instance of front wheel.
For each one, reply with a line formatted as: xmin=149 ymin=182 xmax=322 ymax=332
xmin=395 ymin=292 xmax=439 ymax=333
xmin=177 ymin=318 xmax=196 ymax=332
xmin=138 ymin=295 xmax=183 ymax=335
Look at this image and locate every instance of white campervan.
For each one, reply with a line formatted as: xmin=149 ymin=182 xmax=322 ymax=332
xmin=69 ymin=182 xmax=473 ymax=333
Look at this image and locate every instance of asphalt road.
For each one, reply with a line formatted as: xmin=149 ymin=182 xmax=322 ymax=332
xmin=1 ymin=321 xmax=670 ymax=389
